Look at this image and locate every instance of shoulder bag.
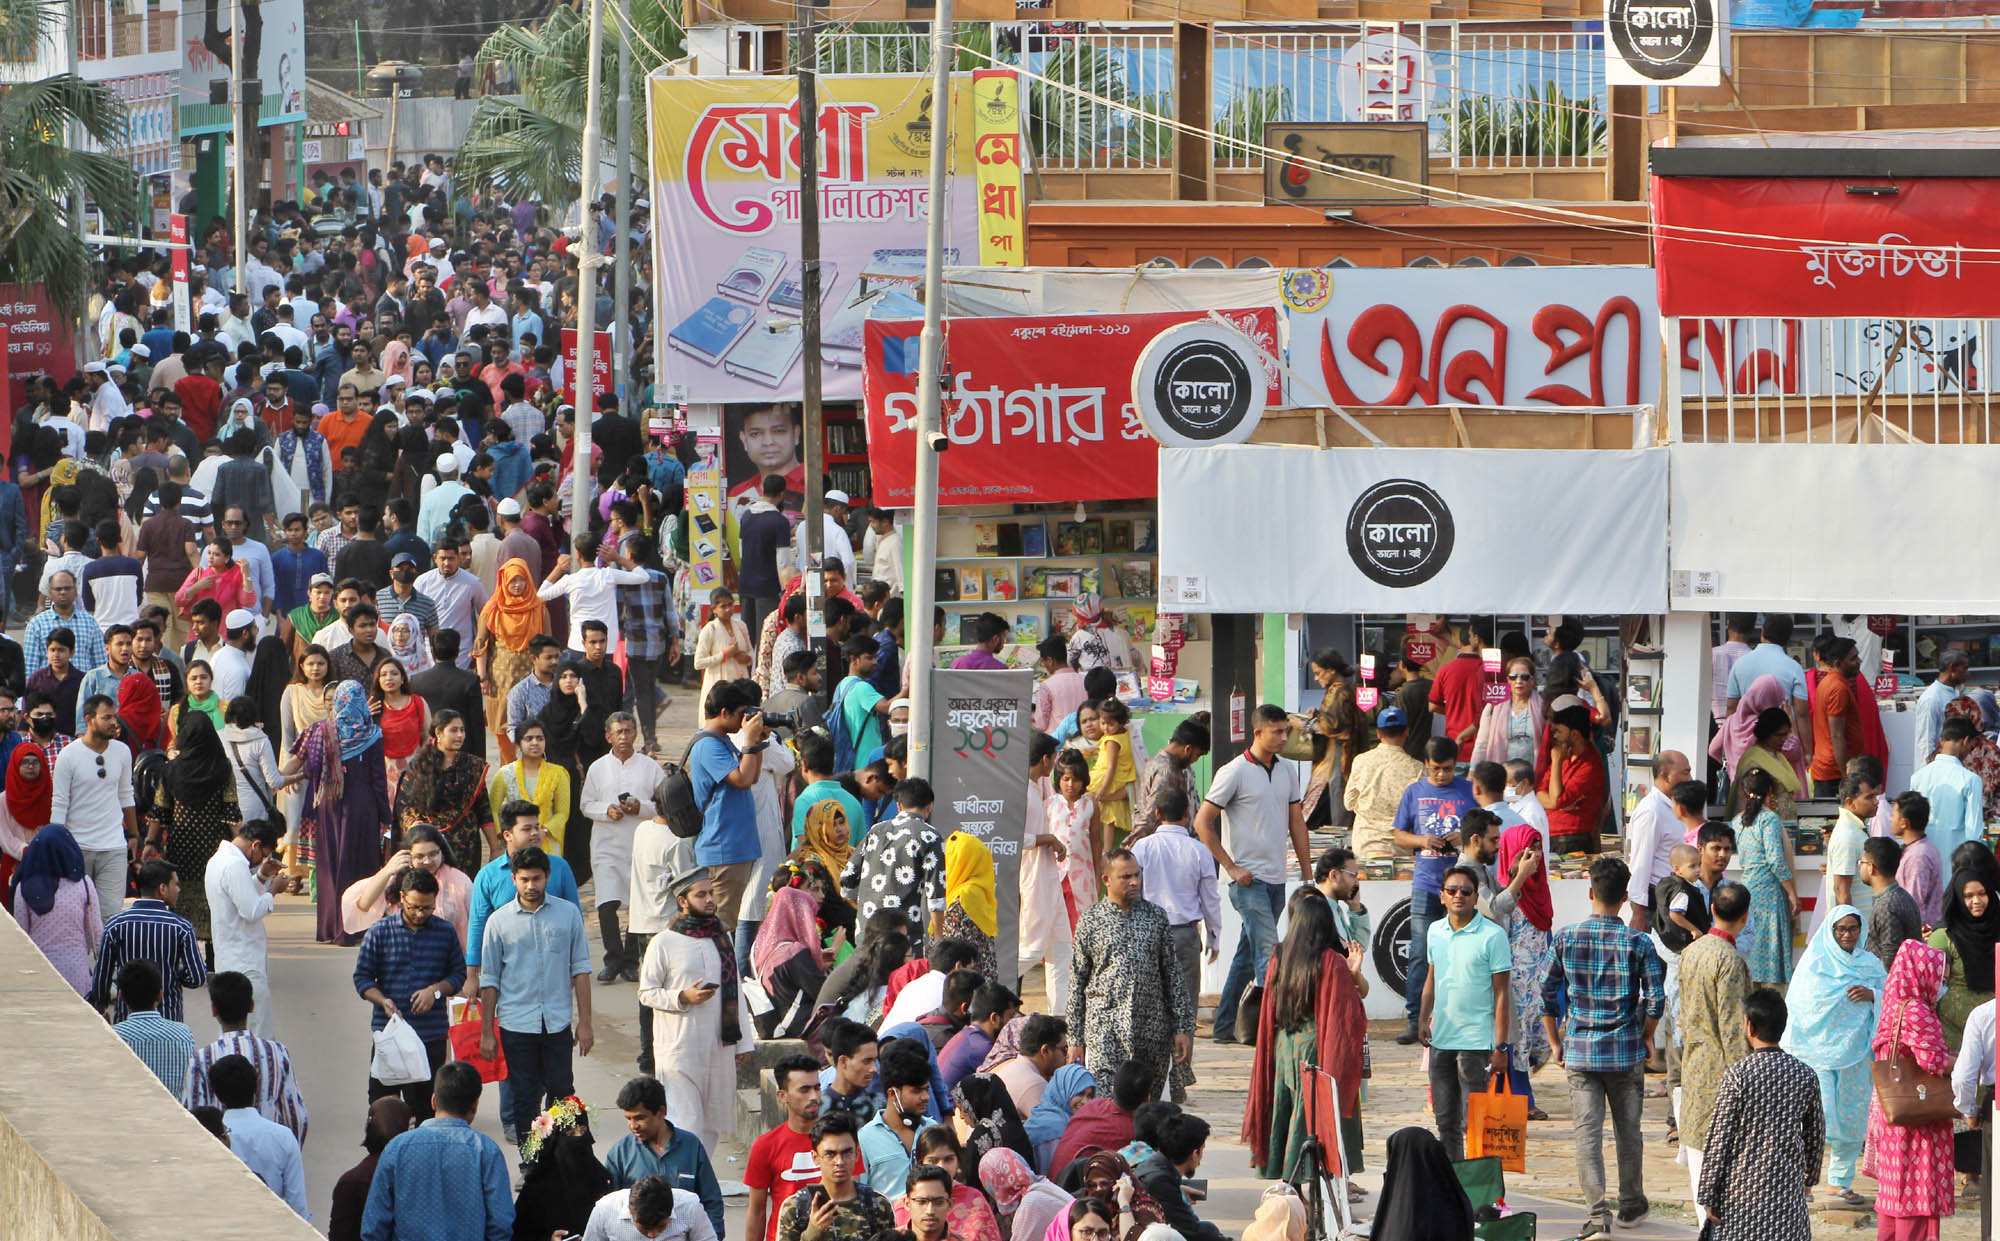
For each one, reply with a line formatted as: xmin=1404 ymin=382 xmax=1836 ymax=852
xmin=660 ymin=730 xmax=728 ymax=839
xmin=1871 ymin=998 xmax=1958 ymax=1126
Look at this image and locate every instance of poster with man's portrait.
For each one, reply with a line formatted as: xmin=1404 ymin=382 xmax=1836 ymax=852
xmin=723 ymin=403 xmax=805 ymax=563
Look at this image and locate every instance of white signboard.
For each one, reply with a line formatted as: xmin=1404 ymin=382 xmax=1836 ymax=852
xmin=1159 ymin=446 xmax=1669 ymax=614
xmin=1279 ymin=265 xmax=1660 ymax=409
xmin=1607 ymin=0 xmax=1729 ymax=87
xmin=1669 ymin=443 xmax=2000 ymax=612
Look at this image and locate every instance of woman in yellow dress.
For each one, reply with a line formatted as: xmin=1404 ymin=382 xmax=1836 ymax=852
xmin=487 ymin=718 xmax=571 ymax=854
xmin=942 ymin=828 xmax=1000 ymax=980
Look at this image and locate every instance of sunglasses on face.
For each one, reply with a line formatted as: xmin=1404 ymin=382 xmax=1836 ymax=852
xmin=1443 ymin=884 xmax=1478 ymax=896
xmin=1507 ymin=673 xmax=1535 ymax=681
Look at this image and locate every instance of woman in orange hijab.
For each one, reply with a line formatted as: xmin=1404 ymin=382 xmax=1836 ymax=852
xmin=474 ymin=558 xmax=550 ymax=764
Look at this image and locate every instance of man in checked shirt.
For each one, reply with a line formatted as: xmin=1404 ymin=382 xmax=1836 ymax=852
xmin=615 ymin=534 xmax=679 ymax=757
xmin=1541 ymin=856 xmax=1666 ymax=1240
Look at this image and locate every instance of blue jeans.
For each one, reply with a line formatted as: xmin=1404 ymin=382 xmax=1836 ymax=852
xmin=1212 ymin=879 xmax=1286 ymax=1040
xmin=1405 ymin=888 xmax=1443 ymax=1021
xmin=500 ymin=1027 xmax=576 ymax=1144
xmin=736 ymin=919 xmax=759 ymax=983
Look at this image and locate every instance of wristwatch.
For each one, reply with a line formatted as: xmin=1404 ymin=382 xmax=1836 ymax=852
xmin=433 ymin=989 xmax=445 ymax=1003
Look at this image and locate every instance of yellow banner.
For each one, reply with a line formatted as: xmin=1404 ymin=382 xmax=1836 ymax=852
xmin=970 ymin=69 xmax=1026 ymax=267
xmin=686 ymin=430 xmax=725 ymax=595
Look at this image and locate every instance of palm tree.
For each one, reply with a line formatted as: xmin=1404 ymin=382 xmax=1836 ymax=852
xmin=1213 ymin=83 xmax=1292 ymax=167
xmin=0 ymin=0 xmax=141 ymax=316
xmin=454 ymin=0 xmax=686 ymax=207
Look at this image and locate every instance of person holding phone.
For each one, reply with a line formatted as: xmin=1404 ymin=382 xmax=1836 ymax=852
xmin=636 ymin=869 xmax=752 ymax=1161
xmin=1458 ymin=805 xmax=1551 ymax=1115
xmin=777 ymin=1113 xmax=895 ymax=1241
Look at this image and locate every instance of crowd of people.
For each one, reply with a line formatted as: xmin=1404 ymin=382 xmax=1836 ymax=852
xmin=17 ymin=178 xmax=2000 ymax=1240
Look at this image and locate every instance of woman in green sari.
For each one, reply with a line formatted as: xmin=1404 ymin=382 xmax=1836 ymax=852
xmin=1730 ymin=706 xmax=1803 ymax=825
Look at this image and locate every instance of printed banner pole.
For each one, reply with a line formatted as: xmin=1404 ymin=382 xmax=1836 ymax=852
xmin=928 ymin=668 xmax=1033 ymax=992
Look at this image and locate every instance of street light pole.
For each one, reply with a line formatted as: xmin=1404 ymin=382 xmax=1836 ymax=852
xmin=613 ymin=0 xmax=633 ymax=415
xmin=799 ymin=2 xmax=825 ymax=654
xmin=906 ymin=0 xmax=955 ymax=781
xmin=569 ymin=0 xmax=608 ymax=530
xmin=230 ymin=0 xmax=248 ymax=297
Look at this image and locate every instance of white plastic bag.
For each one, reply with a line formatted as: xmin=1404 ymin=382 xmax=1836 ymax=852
xmin=371 ymin=1014 xmax=431 ymax=1086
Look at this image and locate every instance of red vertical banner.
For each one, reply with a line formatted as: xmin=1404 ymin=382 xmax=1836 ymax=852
xmin=169 ymin=214 xmax=191 ymax=335
xmin=559 ymin=329 xmax=614 ymax=404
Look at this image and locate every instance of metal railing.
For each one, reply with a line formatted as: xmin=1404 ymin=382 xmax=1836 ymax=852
xmin=1674 ymin=316 xmax=2000 ymax=444
xmin=1210 ymin=24 xmax=1607 ymax=171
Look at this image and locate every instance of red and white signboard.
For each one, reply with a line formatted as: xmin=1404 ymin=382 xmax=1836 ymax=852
xmin=169 ymin=214 xmax=191 ymax=335
xmin=862 ymin=307 xmax=1281 ymax=506
xmin=1281 ymin=266 xmax=1659 ymax=408
xmin=560 ymin=329 xmax=615 ymax=404
xmin=1653 ymin=176 xmax=2000 ymax=318
xmin=0 ymin=282 xmax=77 ymax=413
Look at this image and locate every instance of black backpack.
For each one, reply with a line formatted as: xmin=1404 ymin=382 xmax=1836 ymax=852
xmin=659 ymin=730 xmax=728 ymax=839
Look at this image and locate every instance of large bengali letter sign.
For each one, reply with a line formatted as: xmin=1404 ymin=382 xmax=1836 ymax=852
xmin=862 ymin=307 xmax=1281 ymax=505
xmin=647 ymin=73 xmax=979 ymax=404
xmin=928 ymin=668 xmax=1034 ymax=992
xmin=1279 ymin=265 xmax=1660 ymax=409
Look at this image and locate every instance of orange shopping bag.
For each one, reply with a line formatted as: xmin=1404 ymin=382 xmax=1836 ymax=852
xmin=1465 ymin=1074 xmax=1528 ymax=1173
xmin=448 ymin=1000 xmax=508 ymax=1083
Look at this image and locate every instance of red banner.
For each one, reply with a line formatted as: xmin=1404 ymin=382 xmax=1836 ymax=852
xmin=0 ymin=282 xmax=76 ymax=415
xmin=560 ymin=329 xmax=614 ymax=404
xmin=1653 ymin=176 xmax=2000 ymax=318
xmin=169 ymin=214 xmax=191 ymax=335
xmin=862 ymin=308 xmax=1281 ymax=506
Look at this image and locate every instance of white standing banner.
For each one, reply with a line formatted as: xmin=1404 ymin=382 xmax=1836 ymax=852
xmin=1669 ymin=443 xmax=2000 ymax=612
xmin=1158 ymin=445 xmax=1669 ymax=614
xmin=1280 ymin=265 xmax=1659 ymax=410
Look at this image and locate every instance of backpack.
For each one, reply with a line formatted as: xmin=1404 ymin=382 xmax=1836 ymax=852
xmin=826 ymin=679 xmax=860 ymax=775
xmin=659 ymin=730 xmax=729 ymax=839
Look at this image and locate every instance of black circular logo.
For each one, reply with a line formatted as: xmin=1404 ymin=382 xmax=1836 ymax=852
xmin=1372 ymin=897 xmax=1414 ymax=998
xmin=1608 ymin=0 xmax=1715 ymax=82
xmin=1346 ymin=478 xmax=1454 ymax=588
xmin=1150 ymin=339 xmax=1255 ymax=443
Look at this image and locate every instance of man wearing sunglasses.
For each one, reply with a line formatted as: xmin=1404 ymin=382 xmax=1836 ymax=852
xmin=50 ymin=694 xmax=139 ymax=924
xmin=1417 ymin=861 xmax=1511 ymax=1163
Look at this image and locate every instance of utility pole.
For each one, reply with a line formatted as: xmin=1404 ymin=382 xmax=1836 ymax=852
xmin=906 ymin=0 xmax=953 ymax=781
xmin=799 ymin=0 xmax=826 ymax=654
xmin=612 ymin=0 xmax=633 ymax=416
xmin=569 ymin=0 xmax=607 ymax=530
xmin=230 ymin=0 xmax=248 ymax=297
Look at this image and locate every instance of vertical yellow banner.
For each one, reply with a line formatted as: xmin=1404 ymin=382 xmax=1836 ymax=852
xmin=686 ymin=430 xmax=726 ymax=594
xmin=971 ymin=69 xmax=1026 ymax=267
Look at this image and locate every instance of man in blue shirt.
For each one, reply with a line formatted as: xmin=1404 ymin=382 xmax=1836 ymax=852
xmin=1418 ymin=863 xmax=1512 ymax=1162
xmin=478 ymin=845 xmax=594 ymax=1148
xmin=465 ymin=801 xmax=580 ymax=988
xmin=354 ymin=868 xmax=467 ymax=1120
xmin=362 ymin=1061 xmax=515 ymax=1241
xmin=270 ymin=514 xmax=330 ymax=615
xmin=607 ymin=1074 xmax=727 ymax=1237
xmin=1722 ymin=614 xmax=1812 ymax=754
xmin=691 ymin=679 xmax=773 ymax=930
xmin=1393 ymin=736 xmax=1479 ymax=1045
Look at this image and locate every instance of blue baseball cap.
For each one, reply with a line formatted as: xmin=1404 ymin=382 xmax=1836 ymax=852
xmin=1376 ymin=706 xmax=1407 ymax=728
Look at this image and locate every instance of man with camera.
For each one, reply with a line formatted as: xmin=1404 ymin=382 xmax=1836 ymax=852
xmin=692 ymin=680 xmax=774 ymax=930
xmin=581 ymin=712 xmax=661 ymax=984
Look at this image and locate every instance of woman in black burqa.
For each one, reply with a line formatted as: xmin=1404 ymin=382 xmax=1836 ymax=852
xmin=1368 ymin=1126 xmax=1475 ymax=1241
xmin=512 ymin=1121 xmax=613 ymax=1241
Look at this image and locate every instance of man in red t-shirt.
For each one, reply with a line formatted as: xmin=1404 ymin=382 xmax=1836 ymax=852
xmin=174 ymin=355 xmax=225 ymax=442
xmin=747 ymin=1054 xmax=868 ymax=1241
xmin=1538 ymin=695 xmax=1607 ymax=854
xmin=1810 ymin=636 xmax=1863 ymax=797
xmin=1429 ymin=620 xmax=1492 ymax=765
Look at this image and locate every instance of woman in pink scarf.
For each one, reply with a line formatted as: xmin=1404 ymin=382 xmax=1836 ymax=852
xmin=1709 ymin=673 xmax=1808 ymax=787
xmin=379 ymin=338 xmax=412 ymax=386
xmin=749 ymin=884 xmax=826 ymax=1039
xmin=1863 ymin=940 xmax=1957 ymax=1237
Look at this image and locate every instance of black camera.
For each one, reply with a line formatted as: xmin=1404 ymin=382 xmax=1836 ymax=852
xmin=761 ymin=710 xmax=799 ymax=732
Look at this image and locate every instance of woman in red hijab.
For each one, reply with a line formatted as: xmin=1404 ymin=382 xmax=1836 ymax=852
xmin=119 ymin=671 xmax=166 ymax=754
xmin=0 ymin=744 xmax=55 ymax=891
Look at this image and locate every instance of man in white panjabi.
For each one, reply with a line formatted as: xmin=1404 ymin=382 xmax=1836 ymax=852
xmin=635 ymin=870 xmax=754 ymax=1158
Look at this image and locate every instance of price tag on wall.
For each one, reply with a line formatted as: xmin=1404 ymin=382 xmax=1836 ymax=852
xmin=1406 ymin=636 xmax=1438 ymax=665
xmin=1483 ymin=682 xmax=1507 ymax=705
xmin=1229 ymin=693 xmax=1247 ymax=743
xmin=1875 ymin=673 xmax=1899 ymax=697
xmin=1148 ymin=675 xmax=1175 ymax=702
xmin=1356 ymin=687 xmax=1379 ymax=713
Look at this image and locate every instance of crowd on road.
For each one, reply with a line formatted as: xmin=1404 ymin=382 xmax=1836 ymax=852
xmin=8 ymin=178 xmax=2000 ymax=1241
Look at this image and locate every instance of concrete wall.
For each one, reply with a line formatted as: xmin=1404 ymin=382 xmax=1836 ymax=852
xmin=0 ymin=913 xmax=319 ymax=1241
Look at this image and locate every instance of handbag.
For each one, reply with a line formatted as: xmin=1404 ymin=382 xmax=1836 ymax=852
xmin=1278 ymin=712 xmax=1318 ymax=762
xmin=371 ymin=1014 xmax=432 ymax=1086
xmin=1466 ymin=1075 xmax=1529 ymax=1173
xmin=448 ymin=1000 xmax=508 ymax=1083
xmin=1871 ymin=999 xmax=1958 ymax=1127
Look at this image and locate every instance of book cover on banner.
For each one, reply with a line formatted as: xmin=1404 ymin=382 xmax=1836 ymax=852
xmin=717 ymin=247 xmax=788 ymax=304
xmin=667 ymin=296 xmax=756 ymax=366
xmin=824 ymin=284 xmax=925 ymax=368
xmin=768 ymin=261 xmax=840 ymax=315
xmin=723 ymin=319 xmax=806 ymax=388
xmin=647 ymin=73 xmax=980 ymax=403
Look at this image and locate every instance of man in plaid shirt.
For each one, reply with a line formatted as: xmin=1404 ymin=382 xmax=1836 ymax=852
xmin=616 ymin=533 xmax=679 ymax=755
xmin=1541 ymin=856 xmax=1666 ymax=1240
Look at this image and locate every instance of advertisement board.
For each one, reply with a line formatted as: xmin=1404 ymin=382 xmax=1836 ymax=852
xmin=928 ymin=668 xmax=1034 ymax=992
xmin=1280 ymin=265 xmax=1660 ymax=409
xmin=0 ymin=283 xmax=78 ymax=412
xmin=179 ymin=0 xmax=306 ymax=136
xmin=648 ymin=73 xmax=980 ymax=404
xmin=862 ymin=308 xmax=1281 ymax=506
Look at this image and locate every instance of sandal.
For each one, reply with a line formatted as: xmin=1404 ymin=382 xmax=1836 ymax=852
xmin=1346 ymin=1186 xmax=1367 ymax=1204
xmin=1527 ymin=1107 xmax=1550 ymax=1121
xmin=1826 ymin=1188 xmax=1866 ymax=1206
